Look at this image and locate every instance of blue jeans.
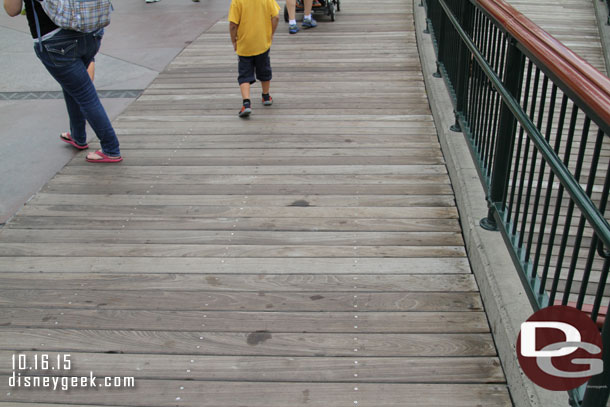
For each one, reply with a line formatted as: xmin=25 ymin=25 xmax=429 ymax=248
xmin=34 ymin=29 xmax=120 ymax=156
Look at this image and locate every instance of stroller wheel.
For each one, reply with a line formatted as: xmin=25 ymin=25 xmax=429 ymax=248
xmin=283 ymin=5 xmax=289 ymax=22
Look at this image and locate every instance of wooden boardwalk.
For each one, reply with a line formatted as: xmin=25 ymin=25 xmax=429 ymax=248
xmin=0 ymin=0 xmax=511 ymax=405
xmin=506 ymin=0 xmax=607 ymax=73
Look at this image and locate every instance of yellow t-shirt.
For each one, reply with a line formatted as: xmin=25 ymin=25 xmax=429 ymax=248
xmin=228 ymin=0 xmax=280 ymax=57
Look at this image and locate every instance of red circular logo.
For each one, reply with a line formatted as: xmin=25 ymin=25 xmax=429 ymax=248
xmin=517 ymin=305 xmax=603 ymax=391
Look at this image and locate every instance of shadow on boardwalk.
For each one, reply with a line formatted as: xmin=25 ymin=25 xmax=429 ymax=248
xmin=0 ymin=0 xmax=512 ymax=405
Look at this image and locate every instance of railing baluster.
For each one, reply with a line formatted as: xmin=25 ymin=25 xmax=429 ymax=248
xmin=538 ymin=92 xmax=567 ymax=298
xmin=574 ymin=129 xmax=606 ymax=308
xmin=529 ymin=83 xmax=557 ymax=288
xmin=480 ymin=25 xmax=499 ymax=173
xmin=508 ymin=61 xmax=533 ymax=234
xmin=549 ymin=104 xmax=580 ymax=306
xmin=517 ymin=68 xmax=541 ymax=254
xmin=486 ymin=32 xmax=508 ymax=178
xmin=466 ymin=9 xmax=481 ymax=133
xmin=523 ymin=76 xmax=550 ymax=263
xmin=451 ymin=0 xmax=473 ymax=132
xmin=562 ymin=117 xmax=594 ymax=305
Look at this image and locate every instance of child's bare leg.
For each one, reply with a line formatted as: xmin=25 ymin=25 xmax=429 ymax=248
xmin=240 ymin=82 xmax=250 ymax=100
xmin=261 ymin=81 xmax=270 ymax=94
xmin=238 ymin=82 xmax=252 ymax=117
xmin=261 ymin=81 xmax=273 ymax=106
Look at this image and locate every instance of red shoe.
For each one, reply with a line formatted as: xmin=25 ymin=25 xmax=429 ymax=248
xmin=60 ymin=132 xmax=88 ymax=150
xmin=86 ymin=150 xmax=123 ymax=163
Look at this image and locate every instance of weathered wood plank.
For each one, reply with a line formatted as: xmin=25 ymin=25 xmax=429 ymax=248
xmin=0 ymin=404 xmax=131 ymax=407
xmin=6 ymin=216 xmax=461 ymax=232
xmin=1 ymin=309 xmax=489 ymax=333
xmin=0 ymin=329 xmax=497 ymax=356
xmin=0 ymin=257 xmax=472 ymax=274
xmin=111 ymin=124 xmax=435 ymax=134
xmin=0 ymin=351 xmax=503 ymax=383
xmin=46 ymin=173 xmax=451 ymax=186
xmin=26 ymin=193 xmax=455 ymax=207
xmin=14 ymin=205 xmax=459 ymax=219
xmin=76 ymin=148 xmax=441 ymax=157
xmin=40 ymin=182 xmax=453 ymax=194
xmin=0 ymin=230 xmax=465 ymax=246
xmin=0 ymin=273 xmax=476 ymax=292
xmin=0 ymin=380 xmax=512 ymax=406
xmin=84 ymin=139 xmax=440 ymax=148
xmin=0 ymin=290 xmax=482 ymax=311
xmin=57 ymin=164 xmax=446 ymax=176
xmin=0 ymin=243 xmax=466 ymax=258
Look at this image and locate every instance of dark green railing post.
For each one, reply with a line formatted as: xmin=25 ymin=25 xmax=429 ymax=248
xmin=581 ymin=301 xmax=610 ymax=407
xmin=423 ymin=0 xmax=431 ymax=33
xmin=434 ymin=0 xmax=448 ymax=78
xmin=450 ymin=0 xmax=473 ymax=132
xmin=480 ymin=39 xmax=525 ymax=231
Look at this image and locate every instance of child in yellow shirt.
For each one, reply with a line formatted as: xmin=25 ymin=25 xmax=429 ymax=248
xmin=229 ymin=0 xmax=280 ymax=117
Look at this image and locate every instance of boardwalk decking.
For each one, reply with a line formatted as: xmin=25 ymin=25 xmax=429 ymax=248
xmin=506 ymin=0 xmax=607 ymax=73
xmin=0 ymin=0 xmax=511 ymax=405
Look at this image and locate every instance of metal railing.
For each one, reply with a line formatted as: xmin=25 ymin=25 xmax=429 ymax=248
xmin=421 ymin=0 xmax=610 ymax=405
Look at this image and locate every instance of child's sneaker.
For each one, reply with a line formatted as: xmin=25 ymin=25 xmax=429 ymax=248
xmin=262 ymin=94 xmax=273 ymax=106
xmin=239 ymin=100 xmax=252 ymax=118
xmin=302 ymin=17 xmax=317 ymax=29
xmin=289 ymin=23 xmax=299 ymax=34
xmin=239 ymin=105 xmax=251 ymax=117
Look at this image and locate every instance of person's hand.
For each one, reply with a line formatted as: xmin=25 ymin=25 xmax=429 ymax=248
xmin=4 ymin=0 xmax=24 ymax=17
xmin=232 ymin=41 xmax=237 ymax=52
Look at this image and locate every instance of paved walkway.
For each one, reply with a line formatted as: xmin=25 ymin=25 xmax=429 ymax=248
xmin=0 ymin=0 xmax=513 ymax=406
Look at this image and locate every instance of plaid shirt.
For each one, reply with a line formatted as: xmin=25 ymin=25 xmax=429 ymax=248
xmin=41 ymin=0 xmax=113 ymax=33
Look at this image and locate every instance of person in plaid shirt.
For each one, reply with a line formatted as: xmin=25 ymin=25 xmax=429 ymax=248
xmin=3 ymin=0 xmax=122 ymax=163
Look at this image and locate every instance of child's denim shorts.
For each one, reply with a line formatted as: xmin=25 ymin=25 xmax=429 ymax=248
xmin=238 ymin=49 xmax=272 ymax=85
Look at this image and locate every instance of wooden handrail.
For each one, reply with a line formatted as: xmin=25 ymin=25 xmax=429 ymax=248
xmin=476 ymin=0 xmax=610 ymax=127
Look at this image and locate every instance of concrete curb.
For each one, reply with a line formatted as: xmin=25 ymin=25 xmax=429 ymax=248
xmin=412 ymin=2 xmax=568 ymax=406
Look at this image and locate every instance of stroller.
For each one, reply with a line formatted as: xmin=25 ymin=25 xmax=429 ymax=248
xmin=283 ymin=0 xmax=340 ymax=22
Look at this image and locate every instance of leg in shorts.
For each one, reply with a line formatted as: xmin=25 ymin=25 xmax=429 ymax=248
xmin=238 ymin=49 xmax=272 ymax=85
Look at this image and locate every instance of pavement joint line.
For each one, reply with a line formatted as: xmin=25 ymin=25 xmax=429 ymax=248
xmin=0 ymin=90 xmax=143 ymax=100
